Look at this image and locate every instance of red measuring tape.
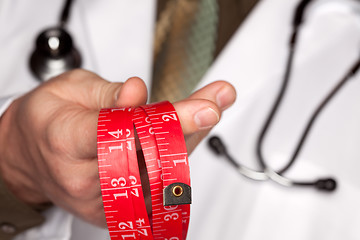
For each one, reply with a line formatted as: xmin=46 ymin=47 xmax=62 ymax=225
xmin=97 ymin=101 xmax=191 ymax=240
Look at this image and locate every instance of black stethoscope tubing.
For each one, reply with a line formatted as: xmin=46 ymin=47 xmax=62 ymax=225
xmin=209 ymin=0 xmax=360 ymax=192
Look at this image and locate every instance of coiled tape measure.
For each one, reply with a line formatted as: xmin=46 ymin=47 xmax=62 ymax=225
xmin=97 ymin=101 xmax=191 ymax=240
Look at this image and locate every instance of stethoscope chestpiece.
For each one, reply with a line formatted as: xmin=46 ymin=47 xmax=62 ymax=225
xmin=29 ymin=27 xmax=81 ymax=81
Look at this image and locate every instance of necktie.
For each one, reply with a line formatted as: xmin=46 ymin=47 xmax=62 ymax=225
xmin=151 ymin=0 xmax=219 ymax=103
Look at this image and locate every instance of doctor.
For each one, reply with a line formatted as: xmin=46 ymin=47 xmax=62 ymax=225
xmin=0 ymin=0 xmax=240 ymax=239
xmin=1 ymin=0 xmax=360 ymax=240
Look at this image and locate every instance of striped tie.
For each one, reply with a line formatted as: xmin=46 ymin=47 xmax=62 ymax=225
xmin=151 ymin=0 xmax=219 ymax=103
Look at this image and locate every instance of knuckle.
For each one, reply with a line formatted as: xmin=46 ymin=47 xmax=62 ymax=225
xmin=64 ymin=69 xmax=86 ymax=79
xmin=98 ymin=82 xmax=121 ymax=108
xmin=61 ymin=69 xmax=84 ymax=84
xmin=57 ymin=69 xmax=96 ymax=84
xmin=62 ymin=177 xmax=93 ymax=200
xmin=45 ymin=122 xmax=68 ymax=155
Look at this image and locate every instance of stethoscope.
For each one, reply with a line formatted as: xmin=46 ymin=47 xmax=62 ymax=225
xmin=209 ymin=0 xmax=360 ymax=192
xmin=29 ymin=0 xmax=80 ymax=81
xmin=29 ymin=0 xmax=360 ymax=191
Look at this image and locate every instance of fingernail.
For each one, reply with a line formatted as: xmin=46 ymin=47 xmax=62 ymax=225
xmin=216 ymin=86 xmax=236 ymax=110
xmin=194 ymin=107 xmax=220 ymax=129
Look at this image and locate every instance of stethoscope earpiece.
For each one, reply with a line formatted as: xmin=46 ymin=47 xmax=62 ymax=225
xmin=29 ymin=27 xmax=81 ymax=81
xmin=208 ymin=136 xmax=226 ymax=155
xmin=314 ymin=178 xmax=337 ymax=192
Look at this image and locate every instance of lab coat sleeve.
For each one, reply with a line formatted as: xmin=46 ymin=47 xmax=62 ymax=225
xmin=0 ymin=95 xmax=47 ymax=240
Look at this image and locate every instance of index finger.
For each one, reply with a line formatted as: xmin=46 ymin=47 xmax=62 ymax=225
xmin=173 ymin=81 xmax=236 ymax=135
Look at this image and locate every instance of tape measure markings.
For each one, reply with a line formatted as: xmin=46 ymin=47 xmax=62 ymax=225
xmin=98 ymin=102 xmax=191 ymax=240
xmin=125 ymin=111 xmax=153 ymax=240
xmin=142 ymin=103 xmax=190 ymax=239
xmin=134 ymin=107 xmax=184 ymax=240
xmin=98 ymin=109 xmax=139 ymax=240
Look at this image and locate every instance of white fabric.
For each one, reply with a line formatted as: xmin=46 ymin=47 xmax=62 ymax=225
xmin=14 ymin=208 xmax=73 ymax=240
xmin=0 ymin=0 xmax=359 ymax=239
xmin=0 ymin=95 xmax=19 ymax=116
xmin=188 ymin=0 xmax=360 ymax=239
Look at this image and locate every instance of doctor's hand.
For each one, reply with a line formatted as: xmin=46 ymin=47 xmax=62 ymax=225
xmin=0 ymin=69 xmax=236 ymax=227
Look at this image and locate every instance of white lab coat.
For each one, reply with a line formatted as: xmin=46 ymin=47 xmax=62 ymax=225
xmin=1 ymin=0 xmax=360 ymax=239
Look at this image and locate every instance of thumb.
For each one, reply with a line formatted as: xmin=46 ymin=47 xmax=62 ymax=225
xmin=93 ymin=76 xmax=148 ymax=109
xmin=46 ymin=70 xmax=148 ymax=109
xmin=116 ymin=77 xmax=148 ymax=108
